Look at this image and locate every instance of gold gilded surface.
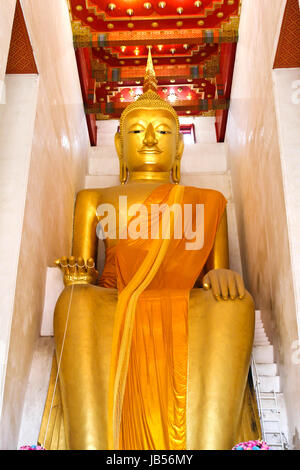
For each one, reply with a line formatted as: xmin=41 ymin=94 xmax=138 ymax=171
xmin=41 ymin=50 xmax=260 ymax=449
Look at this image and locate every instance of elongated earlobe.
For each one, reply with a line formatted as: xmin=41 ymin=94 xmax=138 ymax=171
xmin=115 ymin=131 xmax=128 ymax=184
xmin=172 ymin=133 xmax=184 ymax=184
xmin=119 ymin=160 xmax=128 ymax=185
xmin=172 ymin=159 xmax=181 ymax=184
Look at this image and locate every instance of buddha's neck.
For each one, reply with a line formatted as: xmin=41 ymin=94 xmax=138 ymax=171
xmin=127 ymin=171 xmax=171 ymax=184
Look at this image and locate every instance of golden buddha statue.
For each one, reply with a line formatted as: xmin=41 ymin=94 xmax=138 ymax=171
xmin=39 ymin=49 xmax=260 ymax=450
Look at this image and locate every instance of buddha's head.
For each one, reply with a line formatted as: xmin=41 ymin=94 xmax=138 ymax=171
xmin=115 ymin=49 xmax=184 ymax=184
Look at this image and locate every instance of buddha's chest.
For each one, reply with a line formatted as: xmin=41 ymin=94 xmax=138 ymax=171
xmin=98 ymin=183 xmax=164 ymax=246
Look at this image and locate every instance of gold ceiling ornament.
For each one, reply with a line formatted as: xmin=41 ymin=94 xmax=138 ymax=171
xmin=96 ymin=113 xmax=110 ymax=120
xmin=126 ymin=9 xmax=134 ymax=16
xmin=201 ymin=109 xmax=216 ymax=117
xmin=144 ymin=2 xmax=152 ymax=9
xmin=194 ymin=0 xmax=202 ymax=6
xmin=108 ymin=3 xmax=116 ymax=10
xmin=177 ymin=7 xmax=184 ymax=14
xmin=71 ymin=21 xmax=91 ymax=44
xmin=119 ymin=47 xmax=180 ymax=142
xmin=221 ymin=15 xmax=239 ymax=41
xmin=204 ymin=55 xmax=220 ymax=77
xmin=158 ymin=1 xmax=166 ymax=8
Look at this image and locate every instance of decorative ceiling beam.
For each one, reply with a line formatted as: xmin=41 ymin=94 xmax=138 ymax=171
xmin=85 ymin=98 xmax=229 ymax=115
xmin=92 ymin=66 xmax=219 ymax=82
xmin=74 ymin=28 xmax=238 ymax=48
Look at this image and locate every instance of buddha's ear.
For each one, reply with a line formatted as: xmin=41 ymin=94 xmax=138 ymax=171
xmin=115 ymin=131 xmax=122 ymax=160
xmin=176 ymin=132 xmax=184 ymax=161
xmin=172 ymin=133 xmax=184 ymax=184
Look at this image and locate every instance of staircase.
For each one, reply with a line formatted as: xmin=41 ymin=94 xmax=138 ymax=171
xmin=251 ymin=311 xmax=288 ymax=450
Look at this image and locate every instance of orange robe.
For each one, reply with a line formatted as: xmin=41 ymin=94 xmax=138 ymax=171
xmin=101 ymin=184 xmax=226 ymax=450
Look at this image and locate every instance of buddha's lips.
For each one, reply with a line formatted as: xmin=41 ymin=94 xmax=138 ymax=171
xmin=138 ymin=148 xmax=162 ymax=154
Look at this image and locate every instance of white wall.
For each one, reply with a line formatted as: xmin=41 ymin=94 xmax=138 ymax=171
xmin=0 ymin=0 xmax=89 ymax=449
xmin=226 ymin=0 xmax=300 ymax=448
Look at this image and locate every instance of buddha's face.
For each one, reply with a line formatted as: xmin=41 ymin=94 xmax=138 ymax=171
xmin=116 ymin=108 xmax=183 ymax=173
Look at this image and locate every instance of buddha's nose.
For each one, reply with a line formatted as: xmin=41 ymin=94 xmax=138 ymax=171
xmin=143 ymin=123 xmax=158 ymax=146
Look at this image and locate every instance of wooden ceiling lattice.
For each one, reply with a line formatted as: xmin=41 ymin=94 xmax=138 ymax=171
xmin=68 ymin=0 xmax=241 ymax=143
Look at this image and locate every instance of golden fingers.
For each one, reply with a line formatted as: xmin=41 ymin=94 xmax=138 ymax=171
xmin=203 ymin=269 xmax=245 ymax=301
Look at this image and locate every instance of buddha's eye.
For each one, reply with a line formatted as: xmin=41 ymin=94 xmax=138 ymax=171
xmin=128 ymin=129 xmax=144 ymax=134
xmin=157 ymin=130 xmax=171 ymax=135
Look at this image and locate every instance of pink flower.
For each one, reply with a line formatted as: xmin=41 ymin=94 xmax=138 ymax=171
xmin=232 ymin=440 xmax=269 ymax=450
xmin=19 ymin=445 xmax=45 ymax=450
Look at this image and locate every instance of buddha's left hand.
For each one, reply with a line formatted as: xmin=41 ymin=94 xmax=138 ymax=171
xmin=203 ymin=268 xmax=245 ymax=301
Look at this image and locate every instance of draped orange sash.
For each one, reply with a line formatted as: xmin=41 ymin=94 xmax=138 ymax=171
xmin=105 ymin=184 xmax=226 ymax=450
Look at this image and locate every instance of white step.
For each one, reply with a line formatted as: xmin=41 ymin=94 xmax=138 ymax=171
xmin=253 ymin=345 xmax=274 ymax=363
xmin=254 ymin=327 xmax=266 ymax=335
xmin=264 ymin=432 xmax=283 ymax=445
xmin=260 ymin=393 xmax=277 ymax=410
xmin=255 ymin=310 xmax=262 ymax=320
xmin=258 ymin=376 xmax=280 ymax=393
xmin=262 ymin=409 xmax=280 ymax=422
xmin=264 ymin=420 xmax=281 ymax=433
xmin=256 ymin=363 xmax=278 ymax=376
xmin=254 ymin=326 xmax=265 ymax=333
xmin=254 ymin=340 xmax=271 ymax=346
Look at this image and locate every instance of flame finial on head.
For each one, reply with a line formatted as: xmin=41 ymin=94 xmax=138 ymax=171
xmin=117 ymin=46 xmax=182 ymax=184
xmin=119 ymin=45 xmax=180 ymax=142
xmin=143 ymin=47 xmax=158 ymax=93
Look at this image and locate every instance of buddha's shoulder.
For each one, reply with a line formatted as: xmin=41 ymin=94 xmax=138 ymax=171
xmin=182 ymin=185 xmax=226 ymax=202
xmin=76 ymin=185 xmax=123 ymax=198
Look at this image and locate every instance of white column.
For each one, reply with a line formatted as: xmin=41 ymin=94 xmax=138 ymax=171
xmin=0 ymin=74 xmax=39 ymax=418
xmin=273 ymin=67 xmax=300 ymax=337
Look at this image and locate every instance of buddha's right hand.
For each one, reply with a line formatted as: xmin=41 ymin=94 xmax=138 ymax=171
xmin=55 ymin=256 xmax=99 ymax=286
